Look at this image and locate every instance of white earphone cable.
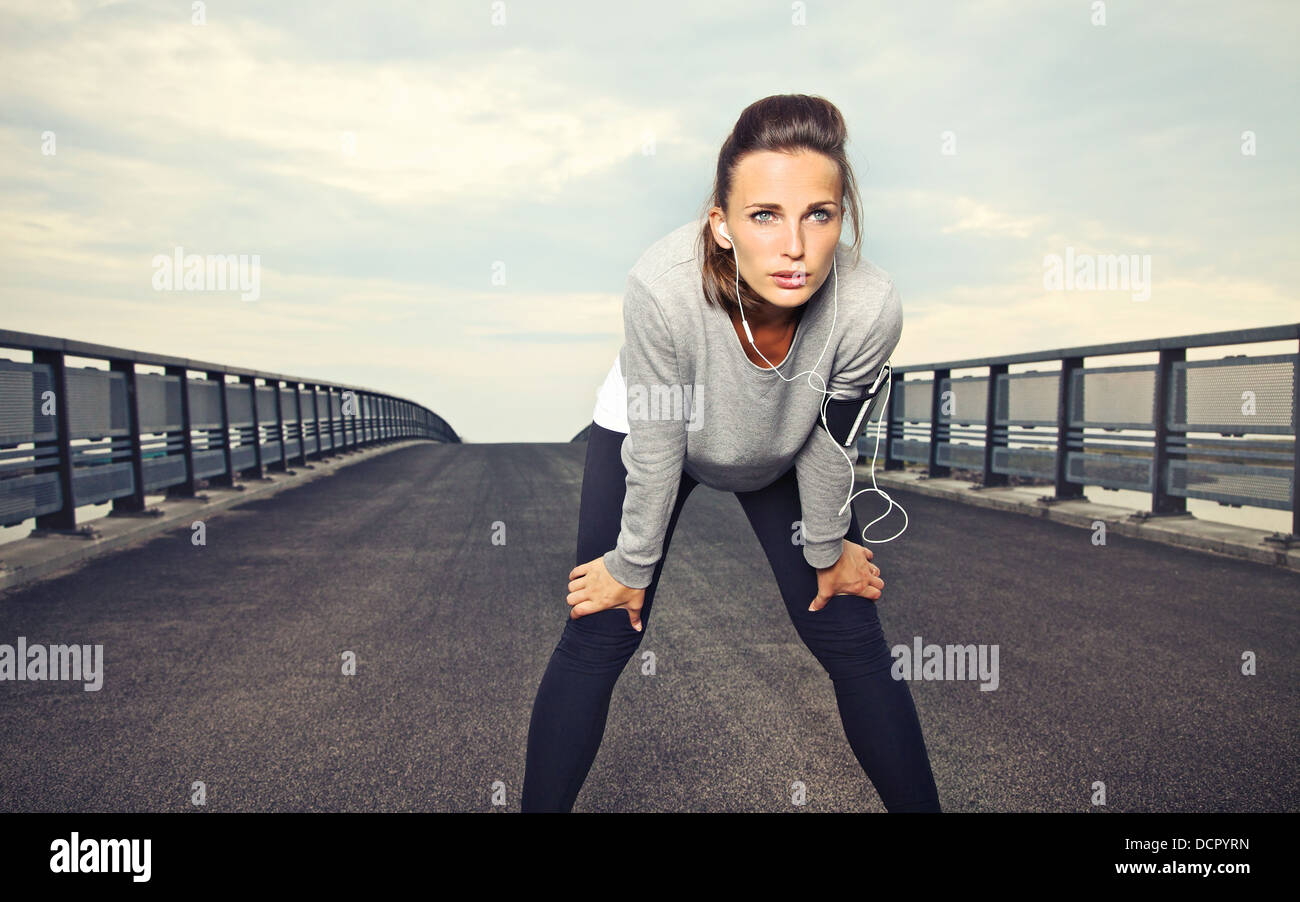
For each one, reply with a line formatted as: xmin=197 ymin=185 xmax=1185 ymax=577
xmin=722 ymin=221 xmax=908 ymax=545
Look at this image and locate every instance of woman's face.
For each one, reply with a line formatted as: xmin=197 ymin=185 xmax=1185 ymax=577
xmin=710 ymin=149 xmax=843 ymax=316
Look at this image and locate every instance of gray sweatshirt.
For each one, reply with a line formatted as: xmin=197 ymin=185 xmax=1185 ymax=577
xmin=602 ymin=218 xmax=904 ymax=590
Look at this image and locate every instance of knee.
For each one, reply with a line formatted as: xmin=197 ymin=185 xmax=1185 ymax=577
xmin=554 ymin=608 xmax=644 ymax=673
xmin=796 ymin=598 xmax=894 ymax=679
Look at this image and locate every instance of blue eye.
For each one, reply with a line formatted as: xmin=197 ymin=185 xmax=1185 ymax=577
xmin=749 ymin=208 xmax=834 ymax=223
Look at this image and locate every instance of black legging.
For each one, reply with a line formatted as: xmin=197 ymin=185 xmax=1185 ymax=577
xmin=522 ymin=421 xmax=941 ymax=812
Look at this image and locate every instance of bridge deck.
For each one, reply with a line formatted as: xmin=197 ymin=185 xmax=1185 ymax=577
xmin=0 ymin=442 xmax=1295 ymax=812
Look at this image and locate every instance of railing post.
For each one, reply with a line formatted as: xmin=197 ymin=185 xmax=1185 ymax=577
xmin=982 ymin=362 xmax=1008 ymax=488
xmin=356 ymin=393 xmax=365 ymax=447
xmin=328 ymin=386 xmax=338 ymax=454
xmin=337 ymin=389 xmax=348 ymax=450
xmin=108 ymin=357 xmax=147 ymax=514
xmin=165 ymin=365 xmax=197 ymax=497
xmin=32 ymin=348 xmax=76 ymax=530
xmin=343 ymin=389 xmax=356 ymax=450
xmin=327 ymin=388 xmax=340 ymax=453
xmin=240 ymin=374 xmax=264 ymax=479
xmin=326 ymin=386 xmax=336 ymax=454
xmin=309 ymin=384 xmax=323 ymax=459
xmin=207 ymin=370 xmax=235 ymax=487
xmin=928 ymin=368 xmax=950 ymax=478
xmin=1151 ymin=347 xmax=1187 ymax=516
xmin=1053 ymin=356 xmax=1086 ymax=501
xmin=269 ymin=379 xmax=288 ymax=473
xmin=292 ymin=382 xmax=307 ymax=466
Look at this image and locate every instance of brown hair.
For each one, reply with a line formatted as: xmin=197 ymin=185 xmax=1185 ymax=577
xmin=696 ymin=94 xmax=863 ymax=319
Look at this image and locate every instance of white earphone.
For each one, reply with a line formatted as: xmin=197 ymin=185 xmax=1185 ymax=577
xmin=720 ymin=220 xmax=908 ymax=545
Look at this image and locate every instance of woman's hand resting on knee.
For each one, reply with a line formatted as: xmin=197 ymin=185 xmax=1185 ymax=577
xmin=809 ymin=539 xmax=884 ymax=612
xmin=568 ymin=555 xmax=646 ymax=632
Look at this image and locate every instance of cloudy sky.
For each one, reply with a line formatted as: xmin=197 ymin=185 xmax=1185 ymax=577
xmin=1 ymin=0 xmax=1296 ymax=443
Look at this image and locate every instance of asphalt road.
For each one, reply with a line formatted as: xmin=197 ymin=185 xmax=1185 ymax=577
xmin=0 ymin=441 xmax=1295 ymax=812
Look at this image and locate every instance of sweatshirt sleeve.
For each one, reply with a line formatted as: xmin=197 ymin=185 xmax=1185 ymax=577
xmin=601 ymin=273 xmax=689 ymax=589
xmin=793 ymin=278 xmax=904 ymax=569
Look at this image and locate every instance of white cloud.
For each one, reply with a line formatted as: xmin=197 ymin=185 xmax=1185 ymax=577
xmin=1 ymin=0 xmax=1295 ymax=444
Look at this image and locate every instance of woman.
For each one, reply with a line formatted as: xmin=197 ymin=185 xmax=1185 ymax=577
xmin=523 ymin=94 xmax=940 ymax=812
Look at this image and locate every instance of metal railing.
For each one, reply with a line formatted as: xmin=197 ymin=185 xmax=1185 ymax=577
xmin=0 ymin=329 xmax=459 ymax=533
xmin=570 ymin=323 xmax=1299 ymax=541
xmin=878 ymin=323 xmax=1299 ymax=541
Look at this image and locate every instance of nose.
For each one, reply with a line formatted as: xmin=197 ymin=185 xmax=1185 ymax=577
xmin=783 ymin=225 xmax=806 ymax=260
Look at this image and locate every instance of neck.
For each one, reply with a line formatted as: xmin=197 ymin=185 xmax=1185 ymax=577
xmin=737 ymin=300 xmax=801 ymax=332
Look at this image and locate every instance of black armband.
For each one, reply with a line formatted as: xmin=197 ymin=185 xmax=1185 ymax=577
xmin=822 ymin=390 xmax=884 ymax=448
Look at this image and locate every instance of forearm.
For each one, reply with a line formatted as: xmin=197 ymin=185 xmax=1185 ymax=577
xmin=794 ymin=408 xmax=860 ymax=569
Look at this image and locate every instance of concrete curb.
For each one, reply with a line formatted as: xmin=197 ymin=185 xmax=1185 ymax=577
xmin=855 ymin=466 xmax=1300 ymax=573
xmin=0 ymin=440 xmax=431 ymax=596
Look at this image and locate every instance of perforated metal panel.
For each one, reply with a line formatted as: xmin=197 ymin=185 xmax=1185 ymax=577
xmin=936 ymin=376 xmax=988 ymax=426
xmin=1167 ymin=460 xmax=1292 ymax=509
xmin=995 ymin=371 xmax=1059 ymax=426
xmin=1170 ymin=355 xmax=1295 ymax=434
xmin=193 ymin=448 xmax=226 ymax=479
xmin=66 ymin=368 xmax=128 ymax=439
xmin=893 ymin=380 xmax=932 ymax=422
xmin=1068 ymin=364 xmax=1155 ymax=429
xmin=341 ymin=390 xmax=360 ymax=419
xmin=992 ymin=446 xmax=1056 ymax=479
xmin=224 ymin=382 xmax=253 ymax=426
xmin=142 ymin=454 xmax=188 ymax=492
xmin=0 ymin=472 xmax=62 ymax=527
xmin=1067 ymin=452 xmax=1153 ymax=491
xmin=0 ymin=360 xmax=56 ymax=443
xmin=279 ymin=388 xmax=299 ymax=422
xmin=890 ymin=437 xmax=930 ymax=463
xmin=137 ymin=372 xmax=183 ymax=433
xmin=231 ymin=445 xmax=256 ymax=470
xmin=935 ymin=442 xmax=985 ymax=468
xmin=189 ymin=379 xmax=223 ymax=428
xmin=255 ymin=385 xmax=277 ymax=423
xmin=71 ymin=457 xmax=134 ymax=506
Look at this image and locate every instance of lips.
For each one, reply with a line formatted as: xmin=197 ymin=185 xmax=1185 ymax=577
xmin=771 ymin=271 xmax=807 ymax=278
